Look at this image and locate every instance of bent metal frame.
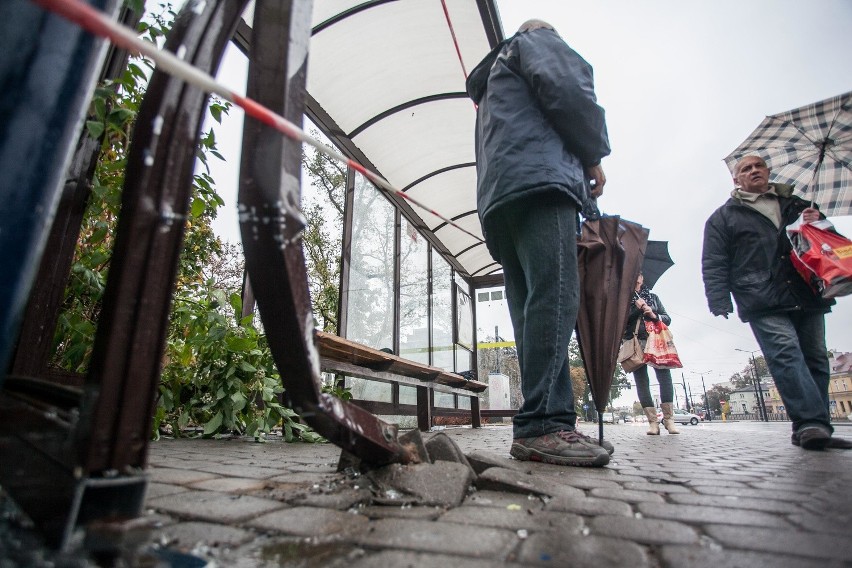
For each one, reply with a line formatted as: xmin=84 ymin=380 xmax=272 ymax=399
xmin=0 ymin=0 xmax=504 ymax=548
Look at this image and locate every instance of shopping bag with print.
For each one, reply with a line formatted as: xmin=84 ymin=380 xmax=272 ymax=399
xmin=643 ymin=320 xmax=683 ymax=369
xmin=787 ymin=216 xmax=852 ymax=299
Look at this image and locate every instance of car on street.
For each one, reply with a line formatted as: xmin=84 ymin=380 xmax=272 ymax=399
xmin=656 ymin=408 xmax=701 ymax=425
xmin=601 ymin=412 xmax=620 ymax=424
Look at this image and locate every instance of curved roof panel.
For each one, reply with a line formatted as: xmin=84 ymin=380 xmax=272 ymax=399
xmin=242 ymin=0 xmax=504 ymax=279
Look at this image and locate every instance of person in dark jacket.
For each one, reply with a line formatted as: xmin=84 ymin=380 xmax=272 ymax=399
xmin=624 ymin=273 xmax=679 ymax=435
xmin=702 ymin=155 xmax=851 ymax=450
xmin=466 ymin=19 xmax=611 ymax=467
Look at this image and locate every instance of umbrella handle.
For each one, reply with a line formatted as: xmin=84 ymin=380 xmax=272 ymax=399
xmin=807 ymin=140 xmax=829 ymax=211
xmin=582 ymin=196 xmax=601 ymax=221
xmin=598 ymin=415 xmax=604 ymax=444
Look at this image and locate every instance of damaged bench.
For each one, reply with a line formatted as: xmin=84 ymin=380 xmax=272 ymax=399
xmin=315 ymin=331 xmax=487 ymax=432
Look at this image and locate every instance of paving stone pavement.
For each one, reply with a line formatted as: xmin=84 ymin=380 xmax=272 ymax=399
xmin=2 ymin=420 xmax=851 ymax=566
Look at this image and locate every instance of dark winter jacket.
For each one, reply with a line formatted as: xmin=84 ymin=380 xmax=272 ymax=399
xmin=701 ymin=184 xmax=834 ymax=322
xmin=465 ymin=27 xmax=610 ymax=241
xmin=623 ymin=292 xmax=671 ymax=340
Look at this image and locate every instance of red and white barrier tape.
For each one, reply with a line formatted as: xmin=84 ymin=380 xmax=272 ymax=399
xmin=31 ymin=0 xmax=483 ymax=243
xmin=440 ymin=0 xmax=468 ymax=80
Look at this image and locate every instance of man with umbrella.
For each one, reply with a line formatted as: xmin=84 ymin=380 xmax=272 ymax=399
xmin=702 ymin=155 xmax=851 ymax=450
xmin=466 ymin=19 xmax=611 ymax=467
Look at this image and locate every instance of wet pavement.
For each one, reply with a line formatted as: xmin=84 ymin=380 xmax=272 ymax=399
xmin=2 ymin=420 xmax=851 ymax=567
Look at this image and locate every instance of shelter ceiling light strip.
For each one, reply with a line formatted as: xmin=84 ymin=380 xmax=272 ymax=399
xmin=401 ymin=162 xmax=475 ymax=192
xmin=310 ymin=0 xmax=398 ymax=35
xmin=471 ymin=262 xmax=501 ymax=277
xmin=32 ymin=0 xmax=485 ymax=244
xmin=433 ymin=208 xmax=479 ymax=233
xmin=348 ymin=93 xmax=470 ymax=139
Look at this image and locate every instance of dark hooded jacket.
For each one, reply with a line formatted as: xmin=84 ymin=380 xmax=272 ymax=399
xmin=465 ymin=27 xmax=610 ymax=245
xmin=702 ymin=183 xmax=834 ymax=322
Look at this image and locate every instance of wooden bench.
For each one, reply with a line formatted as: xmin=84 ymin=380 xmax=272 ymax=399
xmin=315 ymin=331 xmax=488 ymax=431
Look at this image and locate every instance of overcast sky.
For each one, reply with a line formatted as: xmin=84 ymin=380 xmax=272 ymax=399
xmin=206 ymin=1 xmax=852 ymax=404
xmin=493 ymin=0 xmax=852 ymax=395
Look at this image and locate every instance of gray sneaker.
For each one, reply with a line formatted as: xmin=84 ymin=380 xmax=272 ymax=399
xmin=575 ymin=431 xmax=615 ymax=455
xmin=511 ymin=430 xmax=610 ymax=467
xmin=797 ymin=425 xmax=831 ymax=450
xmin=792 ymin=431 xmax=852 ymax=449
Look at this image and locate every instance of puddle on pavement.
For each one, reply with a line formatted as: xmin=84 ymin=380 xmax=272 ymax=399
xmin=258 ymin=539 xmax=361 ymax=567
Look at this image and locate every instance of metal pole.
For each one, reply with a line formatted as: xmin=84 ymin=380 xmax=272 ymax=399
xmin=737 ymin=348 xmax=768 ymax=422
xmin=750 ymin=365 xmax=760 ymax=419
xmin=494 ymin=325 xmax=500 ymax=373
xmin=681 ymin=375 xmax=690 ymax=411
xmin=753 ymin=367 xmax=769 ymax=421
xmin=748 ymin=353 xmax=766 ymax=421
xmin=750 ymin=353 xmax=770 ymax=422
xmin=701 ymin=375 xmax=712 ymax=421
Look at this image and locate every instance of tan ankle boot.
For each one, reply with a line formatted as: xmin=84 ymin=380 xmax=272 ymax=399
xmin=643 ymin=407 xmax=660 ymax=435
xmin=661 ymin=403 xmax=680 ymax=434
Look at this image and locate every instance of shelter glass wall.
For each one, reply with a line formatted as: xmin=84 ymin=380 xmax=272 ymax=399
xmin=339 ymin=173 xmax=480 ymax=411
xmin=431 ymin=250 xmax=453 ymax=371
xmin=399 ymin=217 xmax=429 ymax=406
xmin=454 ymin=273 xmax=473 ymax=373
xmin=399 ymin=218 xmax=429 ymax=364
xmin=346 ymin=172 xmax=395 ymax=349
xmin=345 ymin=172 xmax=395 ymax=402
xmin=432 ymin=250 xmax=454 ymax=407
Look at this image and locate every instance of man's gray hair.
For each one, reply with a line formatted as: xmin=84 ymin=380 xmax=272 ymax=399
xmin=733 ymin=155 xmax=768 ymax=176
xmin=518 ymin=19 xmax=556 ymax=33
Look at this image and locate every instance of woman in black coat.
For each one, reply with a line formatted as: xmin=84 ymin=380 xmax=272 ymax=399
xmin=624 ymin=273 xmax=678 ymax=435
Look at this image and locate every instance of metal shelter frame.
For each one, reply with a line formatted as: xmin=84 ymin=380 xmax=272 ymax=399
xmin=0 ymin=0 xmax=505 ymax=549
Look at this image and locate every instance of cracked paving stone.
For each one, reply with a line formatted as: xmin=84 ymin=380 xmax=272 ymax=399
xmin=515 ymin=532 xmax=649 ymax=567
xmin=246 ymin=506 xmax=369 ymax=539
xmin=475 ymin=467 xmax=584 ymax=499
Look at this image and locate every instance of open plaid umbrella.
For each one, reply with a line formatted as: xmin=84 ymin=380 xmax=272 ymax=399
xmin=724 ymin=91 xmax=852 ymax=216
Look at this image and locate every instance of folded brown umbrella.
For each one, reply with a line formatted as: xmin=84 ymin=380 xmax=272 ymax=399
xmin=576 ymin=214 xmax=648 ymax=444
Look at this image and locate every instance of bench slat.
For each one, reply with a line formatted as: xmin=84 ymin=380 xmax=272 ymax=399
xmin=315 ymin=331 xmax=487 ymax=392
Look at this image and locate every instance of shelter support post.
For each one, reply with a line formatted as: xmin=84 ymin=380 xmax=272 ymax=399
xmin=417 ymin=386 xmax=432 ymax=432
xmin=0 ymin=0 xmax=249 ymax=548
xmin=471 ymin=396 xmax=481 ymax=428
xmin=237 ymin=0 xmax=421 ymax=465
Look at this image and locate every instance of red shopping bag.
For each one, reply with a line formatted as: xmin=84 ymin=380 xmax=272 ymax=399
xmin=643 ymin=320 xmax=683 ymax=369
xmin=787 ymin=217 xmax=852 ymax=299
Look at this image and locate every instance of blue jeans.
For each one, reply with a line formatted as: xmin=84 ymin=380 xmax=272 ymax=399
xmin=748 ymin=311 xmax=832 ymax=433
xmin=484 ymin=195 xmax=579 ymax=438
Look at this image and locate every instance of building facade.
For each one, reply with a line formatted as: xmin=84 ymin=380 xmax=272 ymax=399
xmin=756 ymin=351 xmax=852 ymax=422
xmin=829 ymin=351 xmax=852 ymax=420
xmin=728 ymin=381 xmax=771 ymax=416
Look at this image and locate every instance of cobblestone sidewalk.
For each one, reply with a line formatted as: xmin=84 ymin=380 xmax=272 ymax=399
xmin=2 ymin=421 xmax=851 ymax=566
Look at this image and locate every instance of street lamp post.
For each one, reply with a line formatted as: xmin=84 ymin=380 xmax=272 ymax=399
xmin=751 ymin=370 xmax=762 ymax=419
xmin=685 ymin=371 xmax=712 ymax=421
xmin=756 ymin=372 xmax=769 ymax=421
xmin=735 ymin=348 xmax=768 ymax=422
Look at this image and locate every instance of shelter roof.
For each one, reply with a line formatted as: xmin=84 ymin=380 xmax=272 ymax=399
xmin=239 ymin=0 xmax=505 ymax=281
